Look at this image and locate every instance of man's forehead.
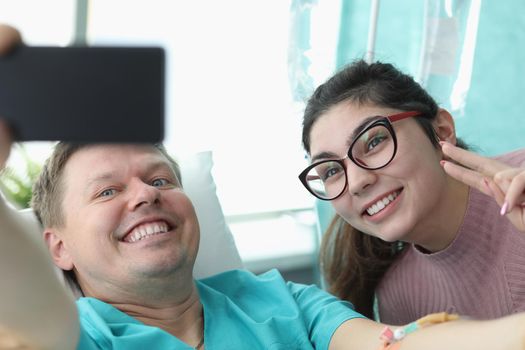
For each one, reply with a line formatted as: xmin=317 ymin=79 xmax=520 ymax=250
xmin=64 ymin=144 xmax=171 ymax=178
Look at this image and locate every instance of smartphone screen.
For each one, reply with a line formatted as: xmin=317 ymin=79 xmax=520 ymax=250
xmin=0 ymin=45 xmax=165 ymax=143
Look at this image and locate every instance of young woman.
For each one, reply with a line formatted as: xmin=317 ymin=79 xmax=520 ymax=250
xmin=298 ymin=60 xmax=525 ymax=324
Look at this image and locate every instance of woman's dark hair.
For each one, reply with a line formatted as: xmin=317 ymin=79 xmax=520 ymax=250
xmin=302 ymin=59 xmax=467 ymax=319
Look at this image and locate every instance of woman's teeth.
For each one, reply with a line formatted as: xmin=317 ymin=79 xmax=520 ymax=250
xmin=366 ymin=191 xmax=400 ymax=216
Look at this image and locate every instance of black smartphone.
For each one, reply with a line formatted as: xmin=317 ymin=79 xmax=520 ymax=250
xmin=0 ymin=45 xmax=165 ymax=142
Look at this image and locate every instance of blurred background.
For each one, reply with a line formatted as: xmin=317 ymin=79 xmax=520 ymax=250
xmin=1 ymin=0 xmax=523 ymax=286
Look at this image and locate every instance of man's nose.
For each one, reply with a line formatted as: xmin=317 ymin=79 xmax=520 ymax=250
xmin=128 ymin=179 xmax=161 ymax=210
xmin=344 ymin=159 xmax=377 ymax=197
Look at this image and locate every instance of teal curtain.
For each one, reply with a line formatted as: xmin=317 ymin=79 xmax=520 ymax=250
xmin=288 ymin=0 xmax=317 ymax=102
xmin=336 ymin=0 xmax=425 ymax=76
xmin=336 ymin=0 xmax=525 ymax=156
xmin=292 ymin=0 xmax=525 ymax=157
xmin=455 ymin=1 xmax=525 ymax=156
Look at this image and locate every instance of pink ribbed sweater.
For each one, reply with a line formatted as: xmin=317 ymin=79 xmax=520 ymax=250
xmin=376 ymin=149 xmax=525 ymax=325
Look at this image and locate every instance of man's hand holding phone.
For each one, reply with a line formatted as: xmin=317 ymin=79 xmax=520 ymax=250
xmin=0 ymin=24 xmax=21 ymax=171
xmin=0 ymin=26 xmax=165 ymax=143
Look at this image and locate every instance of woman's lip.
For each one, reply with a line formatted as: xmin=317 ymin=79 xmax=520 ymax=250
xmin=362 ymin=188 xmax=404 ymax=221
xmin=361 ymin=188 xmax=403 ymax=215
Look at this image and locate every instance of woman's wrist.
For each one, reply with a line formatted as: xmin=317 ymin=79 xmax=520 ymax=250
xmin=376 ymin=312 xmax=460 ymax=350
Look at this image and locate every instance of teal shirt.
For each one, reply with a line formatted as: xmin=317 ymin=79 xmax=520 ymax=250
xmin=77 ymin=269 xmax=364 ymax=350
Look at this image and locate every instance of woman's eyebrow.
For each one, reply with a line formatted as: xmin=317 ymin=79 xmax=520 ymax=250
xmin=311 ymin=151 xmax=339 ymax=163
xmin=347 ymin=115 xmax=382 ymax=144
xmin=310 ymin=115 xmax=383 ymax=163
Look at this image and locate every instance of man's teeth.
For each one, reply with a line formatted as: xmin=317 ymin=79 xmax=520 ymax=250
xmin=127 ymin=222 xmax=169 ymax=242
xmin=366 ymin=191 xmax=399 ymax=216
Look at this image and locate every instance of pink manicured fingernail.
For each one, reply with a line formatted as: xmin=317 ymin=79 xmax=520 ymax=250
xmin=440 ymin=160 xmax=446 ymax=167
xmin=439 ymin=141 xmax=445 ymax=147
xmin=500 ymin=202 xmax=508 ymax=216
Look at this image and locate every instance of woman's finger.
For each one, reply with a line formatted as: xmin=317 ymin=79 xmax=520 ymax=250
xmin=493 ymin=168 xmax=522 ymax=194
xmin=504 ymin=171 xmax=525 ymax=212
xmin=440 ymin=142 xmax=509 ymax=178
xmin=485 ymin=178 xmax=506 ymax=207
xmin=441 ymin=160 xmax=492 ymax=196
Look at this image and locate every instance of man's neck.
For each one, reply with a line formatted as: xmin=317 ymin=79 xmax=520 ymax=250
xmin=112 ymin=282 xmax=204 ymax=346
xmin=80 ymin=271 xmax=204 ymax=347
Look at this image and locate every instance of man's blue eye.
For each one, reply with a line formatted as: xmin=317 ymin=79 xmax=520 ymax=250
xmin=100 ymin=189 xmax=116 ymax=197
xmin=152 ymin=178 xmax=170 ymax=187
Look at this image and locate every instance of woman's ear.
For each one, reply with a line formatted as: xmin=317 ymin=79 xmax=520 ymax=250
xmin=433 ymin=109 xmax=457 ymax=144
xmin=43 ymin=229 xmax=74 ymax=271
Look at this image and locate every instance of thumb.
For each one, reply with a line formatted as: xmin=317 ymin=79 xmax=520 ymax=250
xmin=0 ymin=24 xmax=22 ymax=55
xmin=485 ymin=178 xmax=506 ymax=207
xmin=0 ymin=120 xmax=12 ymax=170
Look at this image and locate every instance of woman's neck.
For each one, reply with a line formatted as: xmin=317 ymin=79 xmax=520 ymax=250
xmin=411 ymin=176 xmax=470 ymax=253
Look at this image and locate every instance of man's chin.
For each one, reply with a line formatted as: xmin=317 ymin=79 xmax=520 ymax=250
xmin=132 ymin=256 xmax=192 ymax=280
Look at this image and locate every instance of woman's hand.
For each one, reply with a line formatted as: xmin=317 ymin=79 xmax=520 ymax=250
xmin=440 ymin=142 xmax=525 ymax=232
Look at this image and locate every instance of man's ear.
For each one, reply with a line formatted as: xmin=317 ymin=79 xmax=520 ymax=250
xmin=43 ymin=229 xmax=74 ymax=271
xmin=433 ymin=108 xmax=457 ymax=144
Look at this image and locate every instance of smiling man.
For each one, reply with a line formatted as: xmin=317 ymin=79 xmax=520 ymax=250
xmin=23 ymin=141 xmax=372 ymax=350
xmin=37 ymin=144 xmax=200 ymax=307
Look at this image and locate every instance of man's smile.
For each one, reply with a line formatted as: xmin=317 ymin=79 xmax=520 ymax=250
xmin=122 ymin=220 xmax=172 ymax=243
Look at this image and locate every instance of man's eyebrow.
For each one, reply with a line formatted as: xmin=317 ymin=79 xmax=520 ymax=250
xmin=85 ymin=172 xmax=117 ymax=189
xmin=145 ymin=160 xmax=177 ymax=176
xmin=83 ymin=162 xmax=176 ymax=188
xmin=310 ymin=115 xmax=382 ymax=163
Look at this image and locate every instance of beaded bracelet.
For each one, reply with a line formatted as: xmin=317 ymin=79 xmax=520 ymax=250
xmin=376 ymin=312 xmax=460 ymax=350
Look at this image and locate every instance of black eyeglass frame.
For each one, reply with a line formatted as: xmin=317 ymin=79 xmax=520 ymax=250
xmin=298 ymin=110 xmax=422 ymax=201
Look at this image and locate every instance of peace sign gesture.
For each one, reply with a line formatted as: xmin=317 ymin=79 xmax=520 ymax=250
xmin=440 ymin=142 xmax=525 ymax=232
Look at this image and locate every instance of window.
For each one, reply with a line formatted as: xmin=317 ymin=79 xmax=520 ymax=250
xmin=87 ymin=0 xmax=314 ymax=215
xmin=1 ymin=0 xmax=321 ymax=276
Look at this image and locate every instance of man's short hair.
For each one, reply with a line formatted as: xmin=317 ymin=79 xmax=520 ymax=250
xmin=31 ymin=142 xmax=181 ymax=229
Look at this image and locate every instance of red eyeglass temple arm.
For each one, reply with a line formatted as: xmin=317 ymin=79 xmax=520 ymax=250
xmin=387 ymin=110 xmax=422 ymax=123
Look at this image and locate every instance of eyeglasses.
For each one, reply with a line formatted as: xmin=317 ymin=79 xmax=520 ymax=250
xmin=298 ymin=110 xmax=422 ymax=200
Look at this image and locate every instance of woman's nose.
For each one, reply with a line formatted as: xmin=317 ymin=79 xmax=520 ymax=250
xmin=344 ymin=160 xmax=377 ymax=196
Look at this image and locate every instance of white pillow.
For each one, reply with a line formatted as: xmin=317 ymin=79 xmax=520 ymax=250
xmin=17 ymin=150 xmax=243 ymax=282
xmin=179 ymin=151 xmax=243 ymax=277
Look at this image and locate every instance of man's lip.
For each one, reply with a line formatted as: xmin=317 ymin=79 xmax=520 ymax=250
xmin=360 ymin=188 xmax=403 ymax=215
xmin=119 ymin=216 xmax=176 ymax=241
